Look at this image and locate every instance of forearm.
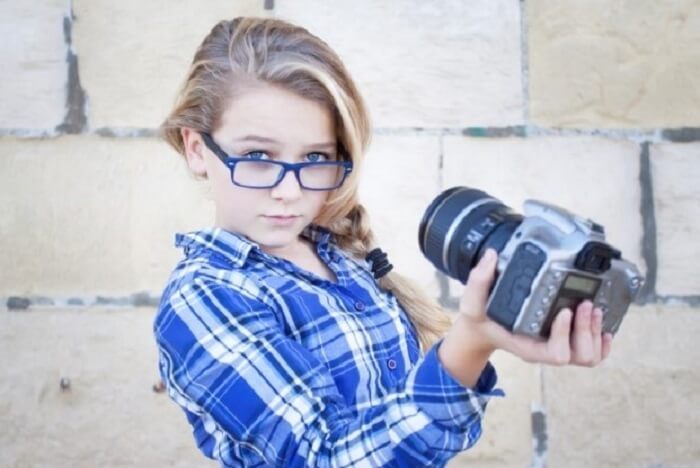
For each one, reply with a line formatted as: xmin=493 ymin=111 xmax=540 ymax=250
xmin=437 ymin=313 xmax=496 ymax=388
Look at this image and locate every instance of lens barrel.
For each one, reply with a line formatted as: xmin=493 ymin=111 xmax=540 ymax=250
xmin=418 ymin=186 xmax=524 ymax=283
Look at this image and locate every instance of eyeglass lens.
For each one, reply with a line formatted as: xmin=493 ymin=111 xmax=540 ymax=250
xmin=232 ymin=160 xmax=343 ymax=189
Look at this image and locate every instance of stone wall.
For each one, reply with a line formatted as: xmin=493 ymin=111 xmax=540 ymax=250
xmin=1 ymin=1 xmax=698 ymax=467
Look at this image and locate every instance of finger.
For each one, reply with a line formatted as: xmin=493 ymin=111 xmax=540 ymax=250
xmin=571 ymin=301 xmax=594 ymax=366
xmin=460 ymin=249 xmax=498 ymax=316
xmin=601 ymin=333 xmax=614 ymax=360
xmin=500 ymin=332 xmax=549 ymax=364
xmin=546 ymin=307 xmax=572 ymax=365
xmin=591 ymin=307 xmax=603 ymax=364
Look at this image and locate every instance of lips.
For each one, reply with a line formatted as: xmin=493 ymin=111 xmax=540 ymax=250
xmin=262 ymin=214 xmax=300 ymax=226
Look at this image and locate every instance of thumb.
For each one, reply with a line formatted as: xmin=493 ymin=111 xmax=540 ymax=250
xmin=459 ymin=248 xmax=498 ymax=316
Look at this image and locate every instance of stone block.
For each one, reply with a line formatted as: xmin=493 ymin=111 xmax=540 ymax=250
xmin=544 ymin=304 xmax=700 ymax=467
xmin=528 ymin=0 xmax=700 ymax=128
xmin=0 ymin=307 xmax=216 ymax=467
xmin=276 ymin=0 xmax=524 ymax=128
xmin=0 ymin=0 xmax=68 ymax=129
xmin=0 ymin=136 xmax=213 ymax=296
xmin=651 ymin=142 xmax=700 ymax=295
xmin=72 ymin=0 xmax=266 ymax=129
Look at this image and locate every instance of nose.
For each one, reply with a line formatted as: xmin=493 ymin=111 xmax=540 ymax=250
xmin=270 ymin=168 xmax=303 ymax=201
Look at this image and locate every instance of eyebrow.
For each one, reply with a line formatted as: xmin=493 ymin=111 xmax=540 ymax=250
xmin=233 ymin=135 xmax=337 ymax=151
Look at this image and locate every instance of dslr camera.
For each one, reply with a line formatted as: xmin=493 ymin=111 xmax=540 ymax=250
xmin=419 ymin=187 xmax=644 ymax=339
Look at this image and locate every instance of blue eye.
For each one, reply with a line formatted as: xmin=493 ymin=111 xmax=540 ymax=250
xmin=306 ymin=152 xmax=330 ymax=162
xmin=244 ymin=151 xmax=269 ymax=160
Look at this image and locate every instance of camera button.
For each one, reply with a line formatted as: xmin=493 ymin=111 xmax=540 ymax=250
xmin=529 ymin=322 xmax=539 ymax=331
xmin=535 ymin=309 xmax=545 ymax=318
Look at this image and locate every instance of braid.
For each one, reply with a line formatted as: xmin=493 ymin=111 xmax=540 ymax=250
xmin=327 ymin=204 xmax=453 ymax=351
xmin=328 ymin=204 xmax=374 ymax=255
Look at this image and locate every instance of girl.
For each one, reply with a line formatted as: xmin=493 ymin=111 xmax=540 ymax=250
xmin=154 ymin=17 xmax=612 ymax=467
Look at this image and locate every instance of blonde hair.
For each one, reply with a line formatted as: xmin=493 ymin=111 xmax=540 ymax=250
xmin=160 ymin=17 xmax=452 ymax=351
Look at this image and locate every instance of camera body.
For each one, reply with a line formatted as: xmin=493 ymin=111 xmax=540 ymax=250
xmin=419 ymin=187 xmax=644 ymax=339
xmin=485 ymin=199 xmax=643 ymax=338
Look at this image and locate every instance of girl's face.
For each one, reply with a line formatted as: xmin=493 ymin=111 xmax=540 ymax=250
xmin=185 ymin=83 xmax=338 ymax=258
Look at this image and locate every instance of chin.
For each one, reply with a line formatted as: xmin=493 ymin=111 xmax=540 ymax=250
xmin=256 ymin=230 xmax=301 ymax=248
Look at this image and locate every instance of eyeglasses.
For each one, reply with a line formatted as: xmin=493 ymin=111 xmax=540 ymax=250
xmin=200 ymin=132 xmax=353 ymax=191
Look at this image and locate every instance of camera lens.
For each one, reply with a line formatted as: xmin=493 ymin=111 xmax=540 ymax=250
xmin=418 ymin=186 xmax=523 ymax=283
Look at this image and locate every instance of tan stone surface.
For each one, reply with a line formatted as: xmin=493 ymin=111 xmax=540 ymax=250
xmin=529 ymin=0 xmax=700 ymax=128
xmin=651 ymin=142 xmax=700 ymax=295
xmin=72 ymin=0 xmax=267 ymax=129
xmin=0 ymin=0 xmax=67 ymax=129
xmin=442 ymin=136 xmax=645 ymax=298
xmin=544 ymin=304 xmax=700 ymax=467
xmin=0 ymin=307 xmax=216 ymax=467
xmin=0 ymin=136 xmax=213 ymax=296
xmin=275 ymin=0 xmax=524 ymax=128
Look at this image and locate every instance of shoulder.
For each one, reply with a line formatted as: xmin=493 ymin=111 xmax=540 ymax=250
xmin=168 ymin=253 xmax=272 ymax=300
xmin=154 ymin=252 xmax=278 ymax=337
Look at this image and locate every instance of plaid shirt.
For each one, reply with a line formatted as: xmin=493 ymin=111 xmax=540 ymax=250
xmin=153 ymin=224 xmax=503 ymax=467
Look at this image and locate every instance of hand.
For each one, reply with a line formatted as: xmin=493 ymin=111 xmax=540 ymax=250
xmin=458 ymin=248 xmax=614 ymax=367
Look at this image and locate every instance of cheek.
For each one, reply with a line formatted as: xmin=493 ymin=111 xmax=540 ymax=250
xmin=309 ymin=192 xmax=330 ymax=211
xmin=207 ymin=163 xmax=237 ymax=198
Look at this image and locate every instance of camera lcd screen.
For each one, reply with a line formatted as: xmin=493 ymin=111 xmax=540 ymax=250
xmin=563 ymin=274 xmax=600 ymax=295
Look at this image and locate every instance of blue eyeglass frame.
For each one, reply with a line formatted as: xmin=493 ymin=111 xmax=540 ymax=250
xmin=200 ymin=132 xmax=353 ymax=191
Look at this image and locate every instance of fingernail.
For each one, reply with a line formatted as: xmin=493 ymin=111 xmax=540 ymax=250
xmin=477 ymin=251 xmax=490 ymax=266
xmin=485 ymin=249 xmax=497 ymax=262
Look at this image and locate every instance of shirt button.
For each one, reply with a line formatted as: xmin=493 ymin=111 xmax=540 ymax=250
xmin=387 ymin=359 xmax=397 ymax=370
xmin=354 ymin=301 xmax=365 ymax=311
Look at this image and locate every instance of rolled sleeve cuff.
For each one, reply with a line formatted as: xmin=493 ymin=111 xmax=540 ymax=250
xmin=406 ymin=339 xmax=505 ymax=430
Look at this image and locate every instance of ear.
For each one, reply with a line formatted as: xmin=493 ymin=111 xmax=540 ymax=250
xmin=181 ymin=127 xmax=208 ymax=177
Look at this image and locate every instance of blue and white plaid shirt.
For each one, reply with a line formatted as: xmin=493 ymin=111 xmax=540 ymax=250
xmin=153 ymin=224 xmax=503 ymax=467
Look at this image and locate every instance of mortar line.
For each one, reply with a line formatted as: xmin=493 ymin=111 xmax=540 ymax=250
xmin=638 ymin=142 xmax=658 ymax=304
xmin=3 ymin=125 xmax=699 ymax=142
xmin=55 ymin=0 xmax=87 ymax=135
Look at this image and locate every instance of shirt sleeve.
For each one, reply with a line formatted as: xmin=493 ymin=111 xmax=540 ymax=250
xmin=154 ymin=277 xmax=503 ymax=467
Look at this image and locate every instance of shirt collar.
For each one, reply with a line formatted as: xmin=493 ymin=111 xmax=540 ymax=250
xmin=174 ymin=224 xmax=334 ymax=268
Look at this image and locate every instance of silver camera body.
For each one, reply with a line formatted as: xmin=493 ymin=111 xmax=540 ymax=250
xmin=486 ymin=200 xmax=644 ymax=339
xmin=419 ymin=187 xmax=645 ymax=340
